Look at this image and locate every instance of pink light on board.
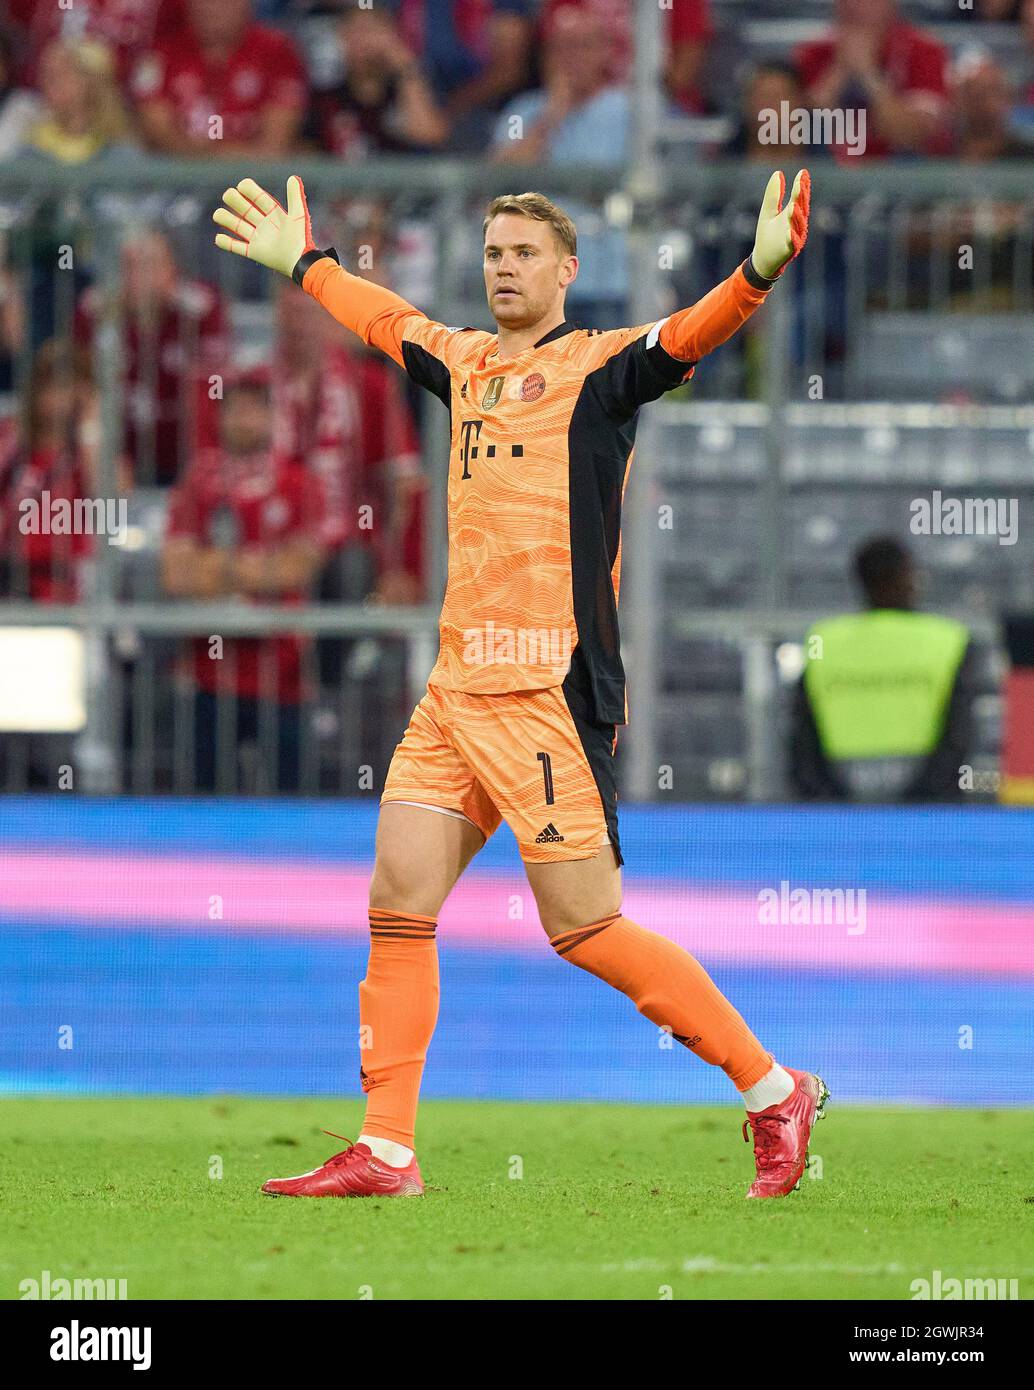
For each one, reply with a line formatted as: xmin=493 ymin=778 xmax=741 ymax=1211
xmin=2 ymin=851 xmax=1032 ymax=975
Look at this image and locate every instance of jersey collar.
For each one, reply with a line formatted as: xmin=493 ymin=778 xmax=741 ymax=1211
xmin=485 ymin=320 xmax=580 ymax=367
xmin=533 ymin=320 xmax=580 ymax=348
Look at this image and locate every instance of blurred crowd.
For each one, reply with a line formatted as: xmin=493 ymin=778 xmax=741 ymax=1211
xmin=0 ymin=0 xmax=1031 ymax=792
xmin=0 ymin=0 xmax=1033 ymax=168
xmin=0 ymin=222 xmax=427 ymax=790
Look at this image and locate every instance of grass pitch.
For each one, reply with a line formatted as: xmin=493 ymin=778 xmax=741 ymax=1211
xmin=2 ymin=1098 xmax=1030 ymax=1301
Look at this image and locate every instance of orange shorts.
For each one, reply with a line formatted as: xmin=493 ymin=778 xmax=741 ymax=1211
xmin=381 ymin=677 xmax=623 ymax=865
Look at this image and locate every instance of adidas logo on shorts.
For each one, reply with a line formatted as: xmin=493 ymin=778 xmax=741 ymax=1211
xmin=535 ymin=822 xmax=565 ymax=843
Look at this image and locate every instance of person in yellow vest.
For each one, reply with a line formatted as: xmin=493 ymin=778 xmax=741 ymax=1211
xmin=790 ymin=536 xmax=973 ymax=801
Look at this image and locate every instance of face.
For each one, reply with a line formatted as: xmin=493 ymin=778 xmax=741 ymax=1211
xmin=330 ymin=196 xmax=391 ymax=287
xmin=746 ymin=69 xmax=801 ymax=127
xmin=32 ymin=379 xmax=78 ymax=440
xmin=220 ymin=387 xmax=271 ymax=453
xmin=483 ymin=213 xmax=576 ymax=329
xmin=837 ymin=0 xmax=894 ymax=29
xmin=188 ymin=0 xmax=251 ymax=48
xmin=122 ymin=234 xmax=177 ymax=307
xmin=39 ymin=44 xmax=90 ymax=117
xmin=340 ymin=11 xmax=394 ymax=72
xmin=544 ymin=11 xmax=612 ymax=99
xmin=957 ymin=61 xmax=1009 ymax=127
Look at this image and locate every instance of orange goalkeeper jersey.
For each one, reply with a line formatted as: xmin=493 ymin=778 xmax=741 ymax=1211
xmin=301 ymin=256 xmax=770 ymax=724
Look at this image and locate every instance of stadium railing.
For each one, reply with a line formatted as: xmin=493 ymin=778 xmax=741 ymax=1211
xmin=0 ymin=159 xmax=1028 ymax=798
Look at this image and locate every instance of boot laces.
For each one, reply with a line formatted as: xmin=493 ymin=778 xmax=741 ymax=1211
xmin=320 ymin=1131 xmax=364 ymax=1168
xmin=742 ymin=1113 xmax=790 ymax=1169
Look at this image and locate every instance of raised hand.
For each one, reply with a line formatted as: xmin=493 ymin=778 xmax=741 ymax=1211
xmin=751 ymin=169 xmax=811 ymax=281
xmin=213 ymin=175 xmax=316 ymax=279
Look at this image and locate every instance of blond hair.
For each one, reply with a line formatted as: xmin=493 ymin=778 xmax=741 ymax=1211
xmin=39 ymin=38 xmax=132 ymax=148
xmin=483 ymin=193 xmax=577 ymax=259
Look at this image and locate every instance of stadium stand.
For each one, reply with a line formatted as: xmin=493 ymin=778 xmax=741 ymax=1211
xmin=0 ymin=0 xmax=1028 ymax=801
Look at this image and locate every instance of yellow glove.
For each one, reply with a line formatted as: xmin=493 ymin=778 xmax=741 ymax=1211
xmin=751 ymin=169 xmax=811 ymax=282
xmin=213 ymin=175 xmax=335 ymax=284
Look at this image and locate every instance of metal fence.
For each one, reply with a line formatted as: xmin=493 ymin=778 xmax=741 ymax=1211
xmin=0 ymin=153 xmax=1030 ymax=798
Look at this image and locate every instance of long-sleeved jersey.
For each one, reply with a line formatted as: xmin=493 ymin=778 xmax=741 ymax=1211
xmin=300 ymin=256 xmax=771 ymax=724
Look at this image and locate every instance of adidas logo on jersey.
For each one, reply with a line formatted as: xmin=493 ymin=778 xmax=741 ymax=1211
xmin=535 ymin=822 xmax=565 ymax=843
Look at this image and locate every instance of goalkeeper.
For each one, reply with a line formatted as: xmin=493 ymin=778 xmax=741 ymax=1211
xmin=214 ymin=168 xmax=825 ymax=1202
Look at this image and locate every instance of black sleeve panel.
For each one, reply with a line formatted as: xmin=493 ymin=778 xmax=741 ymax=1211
xmin=592 ymin=334 xmax=694 ymax=424
xmin=401 ymin=339 xmax=452 ymax=407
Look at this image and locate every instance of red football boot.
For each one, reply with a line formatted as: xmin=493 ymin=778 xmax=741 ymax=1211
xmin=742 ymin=1068 xmax=830 ymax=1199
xmin=262 ymin=1133 xmax=424 ymax=1198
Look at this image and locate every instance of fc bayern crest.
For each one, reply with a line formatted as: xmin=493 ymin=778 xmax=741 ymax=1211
xmin=520 ymin=373 xmax=546 ymax=402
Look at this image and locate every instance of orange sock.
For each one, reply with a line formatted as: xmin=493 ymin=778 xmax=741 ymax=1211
xmin=358 ymin=909 xmax=439 ymax=1148
xmin=551 ymin=912 xmax=772 ymax=1091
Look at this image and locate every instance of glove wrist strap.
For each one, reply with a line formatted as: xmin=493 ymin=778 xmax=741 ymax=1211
xmin=743 ymin=254 xmax=781 ymax=291
xmin=292 ymin=246 xmax=341 ymax=287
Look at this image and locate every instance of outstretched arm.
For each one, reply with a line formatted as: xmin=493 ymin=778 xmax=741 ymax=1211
xmin=213 ymin=175 xmax=428 ymax=370
xmin=595 ymin=170 xmax=811 ymax=418
xmin=659 ymin=168 xmax=811 ymax=368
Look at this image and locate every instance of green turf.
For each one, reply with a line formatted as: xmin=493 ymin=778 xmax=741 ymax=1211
xmin=2 ymin=1098 xmax=1031 ymax=1300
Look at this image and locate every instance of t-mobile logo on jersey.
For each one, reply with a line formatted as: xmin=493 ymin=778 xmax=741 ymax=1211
xmin=459 ymin=419 xmax=482 ymax=479
xmin=458 ymin=419 xmax=525 ymax=480
xmin=462 ymin=622 xmax=573 ymax=676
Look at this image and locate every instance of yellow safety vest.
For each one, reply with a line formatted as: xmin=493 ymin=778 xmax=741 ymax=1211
xmin=804 ymin=610 xmax=969 ymax=760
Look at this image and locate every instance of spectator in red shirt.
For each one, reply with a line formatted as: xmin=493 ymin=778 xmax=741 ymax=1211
xmin=5 ymin=0 xmax=186 ymax=88
xmin=665 ymin=0 xmax=713 ymax=115
xmin=796 ymin=0 xmax=951 ymax=161
xmin=307 ymin=4 xmax=448 ymax=158
xmin=272 ymin=279 xmax=425 ymax=607
xmin=161 ymin=371 xmax=325 ymax=792
xmin=131 ymin=0 xmax=306 ymax=158
xmin=74 ymin=230 xmax=227 ymax=488
xmin=537 ymin=0 xmax=713 ymax=113
xmin=0 ymin=341 xmax=100 ymax=604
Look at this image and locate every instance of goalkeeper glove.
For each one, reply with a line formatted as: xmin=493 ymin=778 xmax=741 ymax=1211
xmin=212 ymin=175 xmax=339 ymax=285
xmin=749 ymin=168 xmax=811 ymax=283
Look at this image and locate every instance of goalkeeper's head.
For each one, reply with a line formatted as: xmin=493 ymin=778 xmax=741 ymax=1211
xmin=482 ymin=193 xmax=578 ymax=331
